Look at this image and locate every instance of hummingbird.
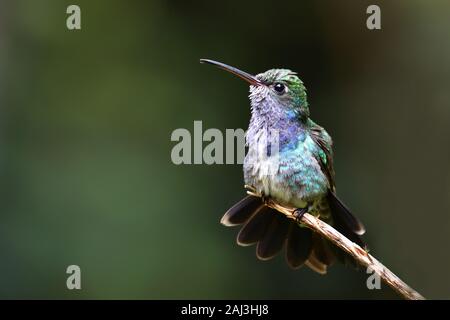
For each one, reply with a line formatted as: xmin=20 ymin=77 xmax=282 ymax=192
xmin=200 ymin=59 xmax=366 ymax=274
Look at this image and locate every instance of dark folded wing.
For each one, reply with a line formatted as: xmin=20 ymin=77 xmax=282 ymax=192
xmin=309 ymin=121 xmax=336 ymax=191
xmin=327 ymin=191 xmax=366 ymax=236
xmin=309 ymin=120 xmax=366 ymax=243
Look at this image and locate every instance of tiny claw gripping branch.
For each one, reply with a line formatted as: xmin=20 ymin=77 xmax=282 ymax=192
xmin=293 ymin=208 xmax=307 ymax=222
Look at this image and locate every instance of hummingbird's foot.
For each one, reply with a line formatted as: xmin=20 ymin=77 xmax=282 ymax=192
xmin=260 ymin=192 xmax=271 ymax=206
xmin=293 ymin=208 xmax=307 ymax=222
xmin=244 ymin=185 xmax=256 ymax=193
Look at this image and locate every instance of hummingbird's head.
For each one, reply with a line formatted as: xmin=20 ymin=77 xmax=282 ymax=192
xmin=200 ymin=59 xmax=309 ymax=120
xmin=252 ymin=68 xmax=309 ymax=119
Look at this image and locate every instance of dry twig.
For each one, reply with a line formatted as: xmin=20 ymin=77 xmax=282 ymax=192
xmin=245 ymin=186 xmax=425 ymax=300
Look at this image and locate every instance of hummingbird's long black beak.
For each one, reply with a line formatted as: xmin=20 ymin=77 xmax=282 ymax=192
xmin=200 ymin=59 xmax=262 ymax=86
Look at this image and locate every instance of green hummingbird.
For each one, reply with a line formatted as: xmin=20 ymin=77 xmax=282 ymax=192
xmin=200 ymin=59 xmax=367 ymax=274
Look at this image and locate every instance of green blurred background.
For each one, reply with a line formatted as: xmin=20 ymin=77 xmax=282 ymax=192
xmin=1 ymin=0 xmax=449 ymax=299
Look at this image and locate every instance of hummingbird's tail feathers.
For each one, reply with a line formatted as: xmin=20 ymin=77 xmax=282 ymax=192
xmin=302 ymin=235 xmax=336 ymax=275
xmin=330 ymin=242 xmax=361 ymax=270
xmin=311 ymin=233 xmax=336 ymax=267
xmin=220 ymin=195 xmax=261 ymax=227
xmin=305 ymin=253 xmax=328 ymax=275
xmin=285 ymin=223 xmax=313 ymax=269
xmin=327 ymin=191 xmax=366 ymax=236
xmin=256 ymin=213 xmax=290 ymax=260
xmin=236 ymin=205 xmax=273 ymax=246
xmin=222 ymin=195 xmax=362 ymax=274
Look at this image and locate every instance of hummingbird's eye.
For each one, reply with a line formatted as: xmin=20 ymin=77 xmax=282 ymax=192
xmin=273 ymin=82 xmax=286 ymax=95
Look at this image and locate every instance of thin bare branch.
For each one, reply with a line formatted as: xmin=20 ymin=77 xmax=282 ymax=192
xmin=245 ymin=187 xmax=425 ymax=300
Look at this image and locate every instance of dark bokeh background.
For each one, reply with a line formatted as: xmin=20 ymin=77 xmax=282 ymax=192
xmin=1 ymin=0 xmax=449 ymax=299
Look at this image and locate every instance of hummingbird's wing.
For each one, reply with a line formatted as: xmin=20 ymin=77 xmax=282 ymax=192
xmin=308 ymin=120 xmax=366 ymax=239
xmin=309 ymin=120 xmax=336 ymax=191
xmin=327 ymin=191 xmax=366 ymax=238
